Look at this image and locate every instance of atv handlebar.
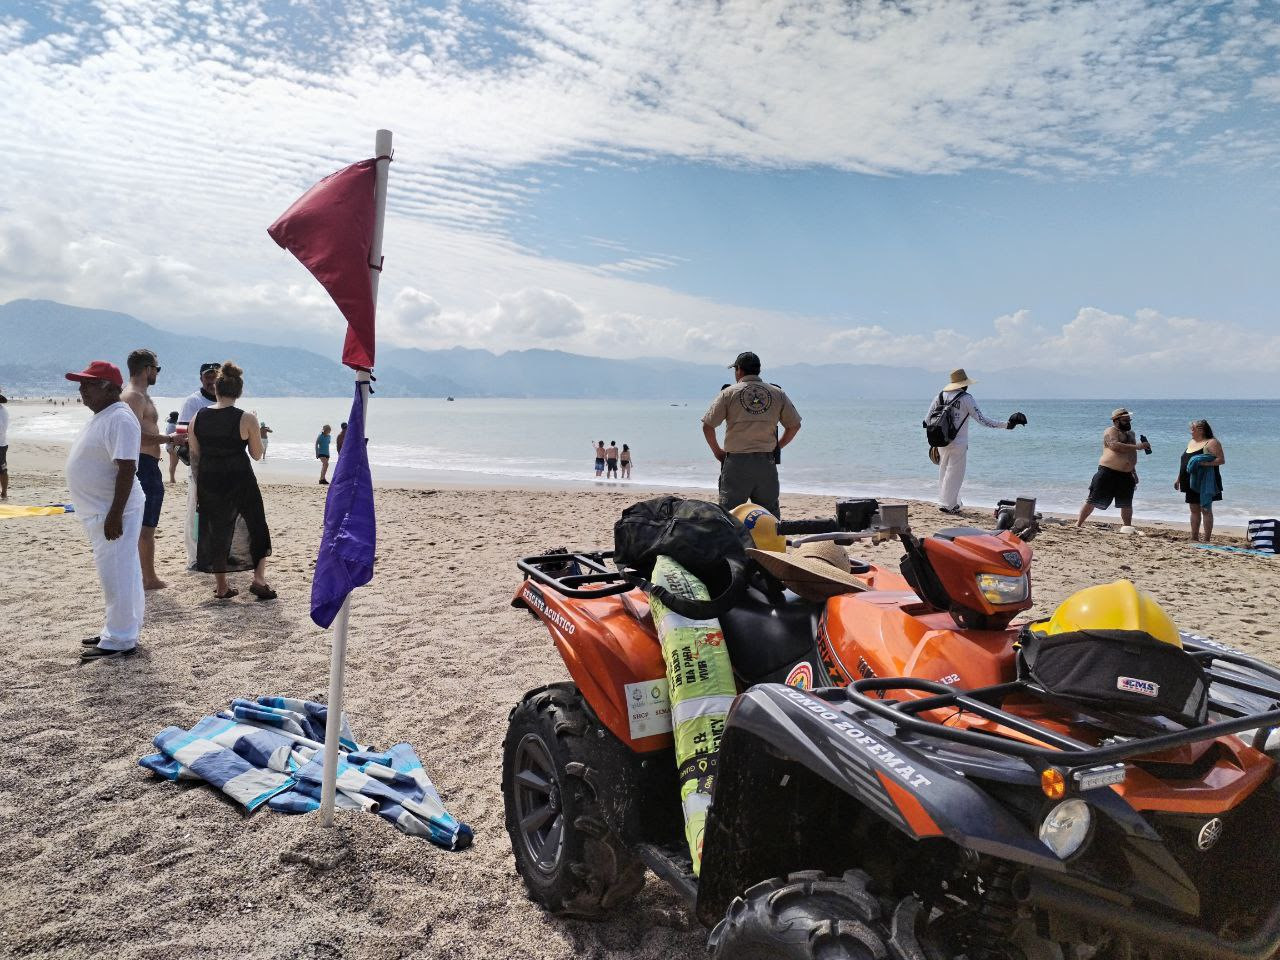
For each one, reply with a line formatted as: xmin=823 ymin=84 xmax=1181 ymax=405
xmin=775 ymin=518 xmax=843 ymax=536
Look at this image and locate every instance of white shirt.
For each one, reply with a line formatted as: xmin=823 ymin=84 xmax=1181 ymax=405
xmin=179 ymin=389 xmax=215 ymax=424
xmin=66 ymin=402 xmax=144 ymax=516
xmin=926 ymin=389 xmax=1006 ymax=447
xmin=0 ymin=404 xmax=8 ymax=446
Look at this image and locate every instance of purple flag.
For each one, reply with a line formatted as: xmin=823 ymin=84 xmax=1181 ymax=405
xmin=311 ymin=383 xmax=375 ymax=627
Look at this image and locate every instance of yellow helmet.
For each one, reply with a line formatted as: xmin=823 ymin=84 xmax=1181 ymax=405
xmin=731 ymin=502 xmax=786 ymax=553
xmin=1037 ymin=579 xmax=1181 ymax=647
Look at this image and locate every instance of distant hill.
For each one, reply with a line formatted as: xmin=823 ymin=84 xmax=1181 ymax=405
xmin=0 ymin=300 xmax=462 ymax=397
xmin=1 ymin=298 xmax=1117 ymax=399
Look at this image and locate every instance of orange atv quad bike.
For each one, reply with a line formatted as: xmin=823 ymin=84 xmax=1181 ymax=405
xmin=503 ymin=498 xmax=1280 ymax=960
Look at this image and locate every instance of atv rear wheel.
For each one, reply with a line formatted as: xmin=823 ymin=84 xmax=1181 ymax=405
xmin=707 ymin=870 xmax=892 ymax=960
xmin=502 ymin=683 xmax=646 ymax=918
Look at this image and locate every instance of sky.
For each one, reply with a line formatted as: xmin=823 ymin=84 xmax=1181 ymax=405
xmin=1 ymin=0 xmax=1278 ymax=389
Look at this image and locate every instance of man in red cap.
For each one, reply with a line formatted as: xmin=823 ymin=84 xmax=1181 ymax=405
xmin=64 ymin=361 xmax=145 ymax=659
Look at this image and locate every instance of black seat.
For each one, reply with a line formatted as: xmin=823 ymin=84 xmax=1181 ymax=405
xmin=932 ymin=526 xmax=988 ymax=541
xmin=719 ymin=585 xmax=823 ymax=685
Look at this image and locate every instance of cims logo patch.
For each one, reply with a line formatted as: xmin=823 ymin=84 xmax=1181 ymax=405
xmin=1117 ymin=676 xmax=1160 ymax=697
xmin=785 ymin=662 xmax=814 ymax=689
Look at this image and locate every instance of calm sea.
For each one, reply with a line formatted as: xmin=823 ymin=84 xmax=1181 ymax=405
xmin=11 ymin=396 xmax=1277 ymax=525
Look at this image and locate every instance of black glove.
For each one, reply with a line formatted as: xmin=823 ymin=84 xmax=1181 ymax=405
xmin=1006 ymin=412 xmax=1027 ymax=429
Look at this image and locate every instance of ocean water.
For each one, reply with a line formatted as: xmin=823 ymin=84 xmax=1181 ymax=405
xmin=10 ymin=396 xmax=1277 ymax=525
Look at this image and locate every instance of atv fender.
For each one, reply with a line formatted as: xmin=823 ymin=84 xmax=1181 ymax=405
xmin=697 ymin=684 xmax=1205 ymax=926
xmin=696 ymin=683 xmax=1063 ymax=924
xmin=514 ymin=580 xmax=673 ymax=751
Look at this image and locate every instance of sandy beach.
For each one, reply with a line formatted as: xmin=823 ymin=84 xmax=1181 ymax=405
xmin=1 ymin=446 xmax=1277 ymax=960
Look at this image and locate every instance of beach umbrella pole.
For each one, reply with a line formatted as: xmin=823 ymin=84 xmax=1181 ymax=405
xmin=319 ymin=128 xmax=392 ymax=828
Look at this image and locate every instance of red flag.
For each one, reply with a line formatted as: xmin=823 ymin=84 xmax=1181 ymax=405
xmin=268 ymin=159 xmax=378 ymax=370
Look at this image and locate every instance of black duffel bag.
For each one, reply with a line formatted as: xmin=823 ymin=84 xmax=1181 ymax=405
xmin=614 ymin=496 xmax=755 ymax=620
xmin=1019 ymin=627 xmax=1209 ymax=726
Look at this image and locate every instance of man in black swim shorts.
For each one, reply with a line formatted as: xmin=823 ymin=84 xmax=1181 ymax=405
xmin=1077 ymin=407 xmax=1150 ymax=528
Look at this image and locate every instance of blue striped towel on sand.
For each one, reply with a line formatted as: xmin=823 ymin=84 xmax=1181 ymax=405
xmin=140 ymin=697 xmax=472 ymax=850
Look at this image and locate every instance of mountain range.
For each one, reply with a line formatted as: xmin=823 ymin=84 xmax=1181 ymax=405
xmin=2 ymin=298 xmax=1121 ymax=399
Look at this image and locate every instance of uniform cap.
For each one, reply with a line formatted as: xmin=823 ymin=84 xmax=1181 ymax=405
xmin=730 ymin=351 xmax=761 ymax=373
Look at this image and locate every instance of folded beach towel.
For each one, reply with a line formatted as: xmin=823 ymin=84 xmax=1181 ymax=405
xmin=0 ymin=503 xmax=73 ymax=518
xmin=140 ymin=696 xmax=472 ymax=849
xmin=1186 ymin=453 xmax=1220 ymax=510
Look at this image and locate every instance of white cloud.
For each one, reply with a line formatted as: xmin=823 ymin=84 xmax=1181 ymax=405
xmin=491 ymin=287 xmax=586 ymax=338
xmin=0 ymin=0 xmax=1276 ymax=372
xmin=821 ymin=306 xmax=1280 ymax=378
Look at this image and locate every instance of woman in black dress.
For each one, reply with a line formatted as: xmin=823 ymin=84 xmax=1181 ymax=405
xmin=187 ymin=361 xmax=276 ymax=600
xmin=1174 ymin=419 xmax=1225 ymax=543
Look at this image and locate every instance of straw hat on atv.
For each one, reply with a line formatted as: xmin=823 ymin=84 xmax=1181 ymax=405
xmin=747 ymin=540 xmax=868 ymax=602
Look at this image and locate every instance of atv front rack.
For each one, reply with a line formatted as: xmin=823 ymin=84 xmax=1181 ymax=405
xmin=517 ymin=549 xmax=637 ymax=599
xmin=842 ymin=637 xmax=1280 ymax=771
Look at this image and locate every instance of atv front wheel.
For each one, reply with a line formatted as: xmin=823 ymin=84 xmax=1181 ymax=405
xmin=502 ymin=683 xmax=646 ymax=918
xmin=707 ymin=870 xmax=895 ymax=960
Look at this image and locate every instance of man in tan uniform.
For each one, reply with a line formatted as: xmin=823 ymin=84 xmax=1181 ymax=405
xmin=702 ymin=351 xmax=801 ymax=518
xmin=1077 ymin=407 xmax=1150 ymax=528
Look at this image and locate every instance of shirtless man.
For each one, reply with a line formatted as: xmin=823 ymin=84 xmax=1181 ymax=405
xmin=122 ymin=349 xmax=177 ymax=589
xmin=1077 ymin=408 xmax=1150 ymax=528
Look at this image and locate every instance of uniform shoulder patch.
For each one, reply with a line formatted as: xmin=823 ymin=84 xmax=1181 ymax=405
xmin=738 ymin=383 xmax=773 ymax=416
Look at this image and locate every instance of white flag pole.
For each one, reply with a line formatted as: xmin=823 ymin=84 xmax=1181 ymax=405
xmin=320 ymin=128 xmax=392 ymax=828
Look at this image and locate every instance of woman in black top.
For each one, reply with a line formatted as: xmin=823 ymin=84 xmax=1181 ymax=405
xmin=188 ymin=361 xmax=275 ymax=600
xmin=1174 ymin=419 xmax=1225 ymax=543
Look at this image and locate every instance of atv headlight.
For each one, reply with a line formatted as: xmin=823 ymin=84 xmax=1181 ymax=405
xmin=1039 ymin=799 xmax=1092 ymax=859
xmin=976 ymin=572 xmax=1029 ymax=605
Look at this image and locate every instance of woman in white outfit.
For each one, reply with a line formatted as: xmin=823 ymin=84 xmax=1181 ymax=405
xmin=926 ymin=369 xmax=1025 ymax=514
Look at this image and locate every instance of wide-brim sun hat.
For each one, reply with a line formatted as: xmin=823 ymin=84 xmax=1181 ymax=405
xmin=942 ymin=368 xmax=977 ymax=391
xmin=747 ymin=540 xmax=868 ymax=602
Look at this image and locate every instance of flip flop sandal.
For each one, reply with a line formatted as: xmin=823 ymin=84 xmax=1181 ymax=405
xmin=249 ymin=583 xmax=278 ymax=601
xmin=215 ymin=588 xmax=239 ymax=600
xmin=81 ymin=645 xmax=137 ymax=660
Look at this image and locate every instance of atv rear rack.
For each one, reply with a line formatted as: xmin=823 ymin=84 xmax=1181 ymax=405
xmin=842 ymin=637 xmax=1280 ymax=771
xmin=517 ymin=550 xmax=637 ymax=599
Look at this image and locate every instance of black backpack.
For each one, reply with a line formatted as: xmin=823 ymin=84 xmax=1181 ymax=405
xmin=614 ymin=496 xmax=754 ymax=620
xmin=923 ymin=390 xmax=970 ymax=448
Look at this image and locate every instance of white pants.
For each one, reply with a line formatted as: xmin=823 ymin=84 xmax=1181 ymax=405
xmin=185 ymin=470 xmax=198 ymax=567
xmin=937 ymin=443 xmax=968 ymax=510
xmin=83 ymin=506 xmax=145 ymax=650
